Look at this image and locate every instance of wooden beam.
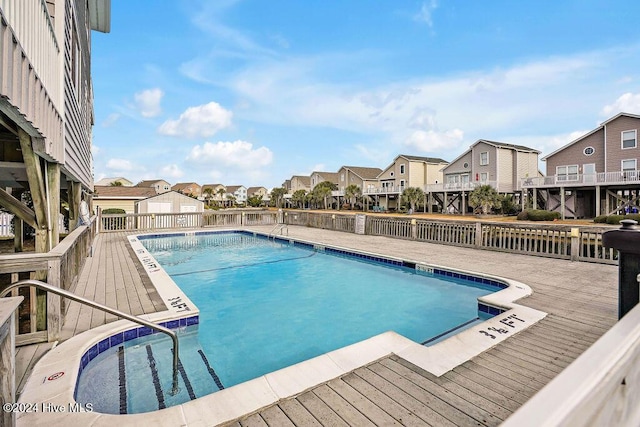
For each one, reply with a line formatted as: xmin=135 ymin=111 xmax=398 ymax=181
xmin=47 ymin=162 xmax=60 ymax=246
xmin=0 ymin=187 xmax=37 ymax=228
xmin=17 ymin=129 xmax=48 ymax=232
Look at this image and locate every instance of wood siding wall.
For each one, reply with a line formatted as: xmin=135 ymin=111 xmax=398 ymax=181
xmin=546 ymin=128 xmax=605 ymax=175
xmin=62 ymin=0 xmax=94 ymax=188
xmin=604 ymin=115 xmax=640 ymax=173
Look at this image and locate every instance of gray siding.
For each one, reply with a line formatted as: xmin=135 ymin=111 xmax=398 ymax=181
xmin=546 ymin=128 xmax=605 ymax=175
xmin=473 ymin=142 xmax=497 ymax=182
xmin=604 ymin=115 xmax=640 ymax=172
xmin=136 ymin=192 xmax=204 ymax=214
xmin=443 ymin=151 xmax=472 ymax=175
xmin=497 ymin=148 xmax=514 ymax=192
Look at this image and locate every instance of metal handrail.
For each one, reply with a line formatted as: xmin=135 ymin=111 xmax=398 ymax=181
xmin=0 ymin=279 xmax=180 ymax=395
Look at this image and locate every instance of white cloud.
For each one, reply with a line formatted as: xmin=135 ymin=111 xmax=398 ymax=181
xmin=159 ymin=102 xmax=233 ymax=138
xmin=404 ymin=129 xmax=465 ymax=152
xmin=91 ymin=145 xmax=101 ymax=156
xmin=186 ymin=140 xmax=273 ymax=168
xmin=134 ymin=88 xmax=164 ymax=118
xmin=102 ymin=113 xmax=121 ymax=127
xmin=602 ymin=92 xmax=640 ymax=116
xmin=161 ymin=164 xmax=184 ymax=179
xmin=414 ymin=0 xmax=438 ymax=27
xmin=106 ymin=158 xmax=135 ymax=171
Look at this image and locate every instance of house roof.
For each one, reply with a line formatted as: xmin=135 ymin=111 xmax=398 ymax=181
xmin=291 ymin=175 xmax=311 ymax=185
xmin=477 ymin=140 xmax=540 ymax=153
xmin=95 ymin=177 xmax=133 ymax=186
xmin=246 ymin=186 xmax=267 ymax=194
xmin=398 ymin=154 xmax=450 ymax=163
xmin=136 ymin=179 xmax=169 ymax=187
xmin=137 ymin=191 xmax=204 ymax=204
xmin=171 ymin=182 xmax=200 ymax=191
xmin=201 ymin=184 xmax=225 ymax=192
xmin=312 ymin=172 xmax=340 ymax=183
xmin=225 ymin=185 xmax=246 ymax=193
xmin=341 ymin=166 xmax=383 ymax=180
xmin=93 ymin=186 xmax=156 ymax=198
xmin=541 ymin=112 xmax=640 ymax=160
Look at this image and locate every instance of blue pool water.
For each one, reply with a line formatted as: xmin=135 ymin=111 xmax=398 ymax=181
xmin=76 ymin=231 xmax=500 ymax=414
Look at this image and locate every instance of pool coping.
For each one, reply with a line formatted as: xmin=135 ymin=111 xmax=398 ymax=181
xmin=17 ymin=229 xmax=547 ymax=426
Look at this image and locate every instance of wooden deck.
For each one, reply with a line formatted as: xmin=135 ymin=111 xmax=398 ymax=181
xmin=15 ymin=227 xmax=618 ymax=425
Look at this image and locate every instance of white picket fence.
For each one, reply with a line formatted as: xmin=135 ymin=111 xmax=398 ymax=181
xmin=0 ymin=212 xmax=68 ymax=237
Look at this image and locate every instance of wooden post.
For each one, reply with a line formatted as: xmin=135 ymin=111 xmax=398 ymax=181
xmin=475 ymin=222 xmax=483 ymax=247
xmin=570 ymin=227 xmax=580 ymax=261
xmin=595 ymin=186 xmax=601 ymax=217
xmin=47 ymin=162 xmax=60 ymax=246
xmin=69 ymin=181 xmax=81 ymax=230
xmin=46 ymin=259 xmax=61 ymax=341
xmin=560 ymin=187 xmax=566 ymax=220
xmin=13 ymin=217 xmax=23 ymax=252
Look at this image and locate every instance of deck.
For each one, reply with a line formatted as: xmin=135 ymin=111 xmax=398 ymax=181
xmin=16 ymin=226 xmax=618 ymax=426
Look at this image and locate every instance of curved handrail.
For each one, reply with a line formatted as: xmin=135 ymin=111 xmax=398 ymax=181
xmin=0 ymin=279 xmax=180 ymax=395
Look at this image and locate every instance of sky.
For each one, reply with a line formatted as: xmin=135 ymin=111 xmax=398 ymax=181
xmin=91 ymin=0 xmax=640 ymax=190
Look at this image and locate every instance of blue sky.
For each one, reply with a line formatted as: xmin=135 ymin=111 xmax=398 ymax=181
xmin=91 ymin=0 xmax=640 ymax=189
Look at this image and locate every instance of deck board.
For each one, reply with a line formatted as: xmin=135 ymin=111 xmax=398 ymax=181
xmin=14 ymin=226 xmax=619 ymax=425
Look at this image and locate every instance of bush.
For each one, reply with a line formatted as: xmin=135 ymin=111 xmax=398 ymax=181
xmin=102 ymin=208 xmax=126 ymax=214
xmin=593 ymin=215 xmax=608 ymax=223
xmin=517 ymin=209 xmax=560 ymax=221
xmin=606 ymin=215 xmax=625 ymax=225
xmin=624 ymin=214 xmax=640 ymax=222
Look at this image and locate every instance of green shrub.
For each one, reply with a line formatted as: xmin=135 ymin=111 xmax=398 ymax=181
xmin=516 ymin=210 xmax=529 ymax=221
xmin=606 ymin=215 xmax=625 ymax=225
xmin=624 ymin=214 xmax=640 ymax=222
xmin=593 ymin=215 xmax=608 ymax=223
xmin=102 ymin=208 xmax=126 ymax=214
xmin=526 ymin=209 xmax=561 ymax=221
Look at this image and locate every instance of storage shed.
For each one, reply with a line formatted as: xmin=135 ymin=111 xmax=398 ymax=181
xmin=135 ymin=191 xmax=204 ymax=214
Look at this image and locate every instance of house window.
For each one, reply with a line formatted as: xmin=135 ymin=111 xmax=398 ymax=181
xmin=622 ymin=159 xmax=637 ymax=171
xmin=461 ymin=174 xmax=470 ymax=184
xmin=583 ymin=146 xmax=595 ymax=156
xmin=447 ymin=175 xmax=459 ymax=184
xmin=399 ymin=180 xmax=406 ymax=189
xmin=480 ymin=152 xmax=489 ymax=166
xmin=390 ymin=172 xmax=394 ymax=177
xmin=557 ymin=165 xmax=579 ymax=181
xmin=463 ymin=162 xmax=469 ymax=169
xmin=400 ymin=164 xmax=405 ymax=174
xmin=341 ymin=173 xmax=344 ymax=182
xmin=480 ymin=173 xmax=488 ymax=182
xmin=622 ymin=130 xmax=637 ymax=149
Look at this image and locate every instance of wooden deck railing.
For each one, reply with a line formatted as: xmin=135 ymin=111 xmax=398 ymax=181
xmin=0 ymin=217 xmax=97 ymax=345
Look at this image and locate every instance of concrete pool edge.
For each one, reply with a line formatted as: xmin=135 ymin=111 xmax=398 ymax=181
xmin=16 ymin=228 xmax=547 ymax=426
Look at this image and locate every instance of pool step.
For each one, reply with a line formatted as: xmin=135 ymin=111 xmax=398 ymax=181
xmin=76 ymin=328 xmax=224 ymax=414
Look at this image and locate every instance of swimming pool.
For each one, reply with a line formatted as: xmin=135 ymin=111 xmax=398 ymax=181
xmin=22 ymin=228 xmax=546 ymax=425
xmin=76 ymin=230 xmax=507 ymax=413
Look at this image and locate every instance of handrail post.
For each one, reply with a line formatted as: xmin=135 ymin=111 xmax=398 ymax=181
xmin=0 ymin=279 xmax=180 ymax=396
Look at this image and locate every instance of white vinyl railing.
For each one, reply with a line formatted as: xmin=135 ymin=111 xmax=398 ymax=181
xmin=503 ymin=282 xmax=640 ymax=426
xmin=425 ymin=181 xmax=497 ymax=192
xmin=521 ymin=170 xmax=640 ymax=188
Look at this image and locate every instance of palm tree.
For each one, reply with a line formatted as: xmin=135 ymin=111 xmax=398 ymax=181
xmin=109 ymin=181 xmax=123 ymax=186
xmin=270 ymin=187 xmax=287 ymax=208
xmin=217 ymin=188 xmax=226 ymax=207
xmin=344 ymin=184 xmax=361 ymax=210
xmin=202 ymin=187 xmax=214 ymax=207
xmin=469 ymin=184 xmax=500 ymax=214
xmin=401 ymin=187 xmax=424 ymax=213
xmin=312 ymin=181 xmax=337 ymax=210
xmin=291 ymin=190 xmax=307 ymax=209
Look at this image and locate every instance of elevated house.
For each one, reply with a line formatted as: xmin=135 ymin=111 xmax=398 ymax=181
xmin=247 ymin=186 xmax=270 ymax=204
xmin=93 ymin=185 xmax=156 ymax=214
xmin=310 ymin=172 xmax=339 ymax=190
xmin=523 ymin=112 xmax=640 ymax=218
xmin=171 ymin=182 xmax=201 ymax=198
xmin=0 ymin=0 xmax=110 ymax=251
xmin=437 ymin=140 xmax=540 ymax=214
xmin=364 ymin=155 xmax=449 ymax=211
xmin=334 ymin=166 xmax=383 ymax=209
xmin=201 ymin=184 xmax=226 ymax=207
xmin=95 ymin=177 xmax=133 ymax=187
xmin=283 ymin=176 xmax=311 ymax=206
xmin=225 ymin=185 xmax=247 ymax=206
xmin=136 ymin=179 xmax=171 ymax=194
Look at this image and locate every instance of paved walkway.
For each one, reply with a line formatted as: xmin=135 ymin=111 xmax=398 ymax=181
xmin=15 ymin=226 xmax=618 ymax=425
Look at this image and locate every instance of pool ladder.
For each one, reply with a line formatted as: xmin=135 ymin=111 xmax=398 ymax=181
xmin=269 ymin=223 xmax=288 ymax=239
xmin=0 ymin=279 xmax=181 ymax=396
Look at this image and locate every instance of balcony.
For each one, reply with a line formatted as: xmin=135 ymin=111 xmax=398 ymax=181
xmin=520 ymin=170 xmax=640 ymax=189
xmin=362 ymin=186 xmax=405 ymax=195
xmin=424 ymin=181 xmax=497 ymax=192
